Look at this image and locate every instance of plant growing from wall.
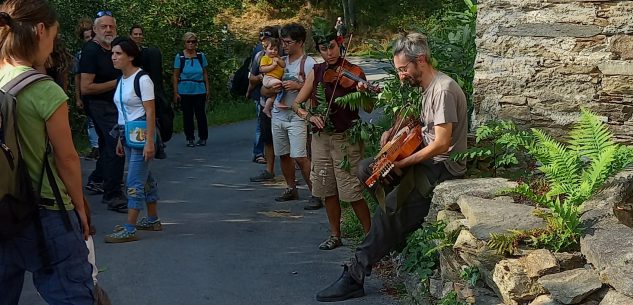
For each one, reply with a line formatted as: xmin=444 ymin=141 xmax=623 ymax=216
xmin=401 ymin=221 xmax=458 ymax=280
xmin=488 ymin=109 xmax=633 ymax=255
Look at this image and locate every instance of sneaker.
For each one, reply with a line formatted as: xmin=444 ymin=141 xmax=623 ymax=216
xmin=104 ymin=229 xmax=139 ymax=243
xmin=319 ymin=235 xmax=343 ymax=250
xmin=250 ymin=170 xmax=275 ymax=182
xmin=186 ymin=140 xmax=195 ymax=147
xmin=304 ymin=196 xmax=324 ymax=210
xmin=275 ymin=187 xmax=299 ymax=202
xmin=84 ymin=147 xmax=100 ymax=161
xmin=196 ymin=139 xmax=206 ymax=146
xmin=136 ymin=217 xmax=163 ymax=231
xmin=85 ymin=181 xmax=104 ymax=194
xmin=102 ymin=196 xmax=128 ymax=213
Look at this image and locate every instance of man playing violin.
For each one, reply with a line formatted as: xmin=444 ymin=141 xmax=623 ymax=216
xmin=292 ymin=18 xmax=372 ymax=250
xmin=315 ymin=33 xmax=468 ymax=302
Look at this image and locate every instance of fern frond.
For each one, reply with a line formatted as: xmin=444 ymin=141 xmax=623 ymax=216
xmin=569 ymin=109 xmax=615 ymax=161
xmin=335 ymin=91 xmax=377 ymax=111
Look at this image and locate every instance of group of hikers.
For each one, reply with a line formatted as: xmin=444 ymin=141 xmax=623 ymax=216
xmin=0 ymin=0 xmax=469 ymax=303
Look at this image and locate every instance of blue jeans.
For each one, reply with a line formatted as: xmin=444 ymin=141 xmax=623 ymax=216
xmin=125 ymin=147 xmax=159 ymax=210
xmin=86 ymin=118 xmax=98 ymax=149
xmin=0 ymin=209 xmax=94 ymax=305
xmin=252 ymin=100 xmax=264 ymax=157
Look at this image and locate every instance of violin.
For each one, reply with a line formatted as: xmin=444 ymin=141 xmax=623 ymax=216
xmin=323 ymin=61 xmax=381 ymax=93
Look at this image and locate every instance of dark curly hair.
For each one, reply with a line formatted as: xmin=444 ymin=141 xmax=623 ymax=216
xmin=111 ymin=36 xmax=142 ymax=67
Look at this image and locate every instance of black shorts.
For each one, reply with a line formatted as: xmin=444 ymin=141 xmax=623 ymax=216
xmin=259 ymin=108 xmax=273 ymax=145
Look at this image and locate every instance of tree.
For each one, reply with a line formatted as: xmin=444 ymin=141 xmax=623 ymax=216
xmin=341 ymin=0 xmax=355 ymax=29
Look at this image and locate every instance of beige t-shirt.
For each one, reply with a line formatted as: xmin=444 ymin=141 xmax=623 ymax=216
xmin=420 ymin=71 xmax=468 ymax=176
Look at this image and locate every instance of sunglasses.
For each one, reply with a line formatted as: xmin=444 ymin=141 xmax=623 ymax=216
xmin=186 ymin=40 xmax=198 ymax=44
xmin=259 ymin=31 xmax=273 ymax=39
xmin=96 ymin=10 xmax=112 ymax=17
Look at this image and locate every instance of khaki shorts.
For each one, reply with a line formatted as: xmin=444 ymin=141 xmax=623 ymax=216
xmin=272 ymin=114 xmax=308 ymax=158
xmin=310 ymin=132 xmax=364 ymax=202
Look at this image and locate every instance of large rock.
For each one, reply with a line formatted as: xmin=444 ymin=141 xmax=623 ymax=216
xmin=580 ymin=170 xmax=633 ymax=297
xmin=599 ymin=290 xmax=633 ymax=305
xmin=457 ymin=195 xmax=546 ymax=240
xmin=537 ymin=269 xmax=603 ymax=304
xmin=553 ymin=252 xmax=586 ymax=271
xmin=431 ymin=178 xmax=518 ymax=212
xmin=520 ymin=249 xmax=560 ymax=278
xmin=493 ymin=259 xmax=546 ymax=305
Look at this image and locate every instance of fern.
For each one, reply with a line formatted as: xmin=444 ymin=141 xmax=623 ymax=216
xmin=335 ymin=91 xmax=377 ymax=112
xmin=569 ymin=109 xmax=615 ymax=162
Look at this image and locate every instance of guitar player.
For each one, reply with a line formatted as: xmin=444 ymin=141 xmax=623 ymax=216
xmin=315 ymin=32 xmax=468 ymax=302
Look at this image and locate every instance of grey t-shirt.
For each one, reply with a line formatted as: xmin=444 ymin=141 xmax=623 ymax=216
xmin=272 ymin=54 xmax=316 ymax=121
xmin=420 ymin=71 xmax=468 ymax=176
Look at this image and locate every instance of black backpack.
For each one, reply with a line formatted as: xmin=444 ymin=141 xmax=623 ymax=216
xmin=140 ymin=47 xmax=174 ymax=142
xmin=126 ymin=70 xmax=166 ymax=159
xmin=229 ymin=55 xmax=252 ymax=97
xmin=0 ymin=70 xmax=70 ymax=240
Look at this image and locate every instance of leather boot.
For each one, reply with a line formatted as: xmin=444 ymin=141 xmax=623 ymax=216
xmin=316 ymin=265 xmax=364 ymax=302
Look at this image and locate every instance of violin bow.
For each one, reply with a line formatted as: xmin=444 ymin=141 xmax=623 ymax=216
xmin=324 ymin=33 xmax=354 ymax=119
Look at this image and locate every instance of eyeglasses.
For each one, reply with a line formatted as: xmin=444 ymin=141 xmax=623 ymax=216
xmin=186 ymin=40 xmax=198 ymax=44
xmin=396 ymin=60 xmax=415 ymax=73
xmin=282 ymin=39 xmax=297 ymax=46
xmin=96 ymin=10 xmax=112 ymax=17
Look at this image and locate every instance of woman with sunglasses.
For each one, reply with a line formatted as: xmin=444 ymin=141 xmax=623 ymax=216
xmin=0 ymin=0 xmax=95 ymax=303
xmin=104 ymin=36 xmax=162 ymax=243
xmin=172 ymin=32 xmax=210 ymax=147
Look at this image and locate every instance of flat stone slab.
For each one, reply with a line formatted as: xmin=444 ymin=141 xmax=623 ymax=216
xmin=538 ymin=269 xmax=602 ymax=304
xmin=432 ymin=178 xmax=518 ymax=211
xmin=499 ymin=23 xmax=603 ymax=38
xmin=581 ymin=170 xmax=633 ymax=298
xmin=457 ymin=195 xmax=546 ymax=240
xmin=599 ymin=290 xmax=633 ymax=305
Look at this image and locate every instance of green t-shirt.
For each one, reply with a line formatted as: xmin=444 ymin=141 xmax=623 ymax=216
xmin=0 ymin=65 xmax=74 ymax=211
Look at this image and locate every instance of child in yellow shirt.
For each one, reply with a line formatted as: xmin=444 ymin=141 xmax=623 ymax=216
xmin=259 ymin=38 xmax=285 ymax=117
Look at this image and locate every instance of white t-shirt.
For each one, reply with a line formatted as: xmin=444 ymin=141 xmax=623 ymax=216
xmin=272 ymin=54 xmax=316 ymax=120
xmin=113 ymin=68 xmax=155 ymax=126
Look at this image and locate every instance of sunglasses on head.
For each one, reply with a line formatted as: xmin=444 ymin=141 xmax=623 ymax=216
xmin=259 ymin=31 xmax=273 ymax=39
xmin=96 ymin=10 xmax=112 ymax=17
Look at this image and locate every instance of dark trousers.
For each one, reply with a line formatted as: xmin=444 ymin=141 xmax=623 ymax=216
xmin=349 ymin=158 xmax=455 ymax=283
xmin=83 ymin=100 xmax=103 ymax=184
xmin=85 ymin=99 xmax=124 ymax=200
xmin=181 ymin=94 xmax=208 ymax=141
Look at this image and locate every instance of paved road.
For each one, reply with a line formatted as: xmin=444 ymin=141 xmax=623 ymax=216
xmin=19 ymin=129 xmax=398 ymax=305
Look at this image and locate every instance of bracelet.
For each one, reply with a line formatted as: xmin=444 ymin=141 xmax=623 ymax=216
xmin=305 ymin=113 xmax=312 ymax=121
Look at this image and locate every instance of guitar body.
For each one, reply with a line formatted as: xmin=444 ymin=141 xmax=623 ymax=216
xmin=365 ymin=125 xmax=423 ymax=188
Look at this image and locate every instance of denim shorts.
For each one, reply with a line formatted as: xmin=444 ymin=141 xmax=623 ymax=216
xmin=0 ymin=209 xmax=94 ymax=305
xmin=125 ymin=146 xmax=159 ymax=210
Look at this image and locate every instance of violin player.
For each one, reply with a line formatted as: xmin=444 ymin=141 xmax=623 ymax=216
xmin=314 ymin=32 xmax=468 ymax=302
xmin=292 ymin=18 xmax=372 ymax=250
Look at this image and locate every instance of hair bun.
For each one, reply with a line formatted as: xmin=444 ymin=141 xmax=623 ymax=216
xmin=0 ymin=12 xmax=12 ymax=28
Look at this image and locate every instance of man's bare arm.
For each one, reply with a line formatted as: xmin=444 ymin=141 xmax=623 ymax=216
xmin=80 ymin=73 xmax=116 ymax=95
xmin=396 ymin=123 xmax=453 ymax=168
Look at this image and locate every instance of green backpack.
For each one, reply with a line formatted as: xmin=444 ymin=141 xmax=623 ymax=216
xmin=0 ymin=70 xmax=55 ymax=240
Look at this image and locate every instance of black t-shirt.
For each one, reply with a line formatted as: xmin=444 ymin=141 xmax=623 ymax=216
xmin=79 ymin=40 xmax=121 ymax=101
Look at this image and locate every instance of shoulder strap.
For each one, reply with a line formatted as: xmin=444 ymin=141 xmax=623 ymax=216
xmin=299 ymin=55 xmax=308 ymax=81
xmin=196 ymin=52 xmax=204 ymax=67
xmin=178 ymin=51 xmax=185 ymax=71
xmin=134 ymin=70 xmax=148 ymax=100
xmin=1 ymin=70 xmax=51 ymax=95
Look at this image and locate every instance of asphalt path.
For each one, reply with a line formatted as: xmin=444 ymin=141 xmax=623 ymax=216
xmin=18 ymin=57 xmax=398 ymax=305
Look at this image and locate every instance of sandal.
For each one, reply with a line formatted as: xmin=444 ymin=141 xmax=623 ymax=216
xmin=319 ymin=236 xmax=342 ymax=250
xmin=254 ymin=155 xmax=266 ymax=164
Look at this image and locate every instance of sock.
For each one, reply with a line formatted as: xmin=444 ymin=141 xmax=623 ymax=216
xmin=123 ymin=224 xmax=136 ymax=233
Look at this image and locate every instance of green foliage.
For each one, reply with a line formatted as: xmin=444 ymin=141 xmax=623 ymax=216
xmin=459 ymin=266 xmax=480 ymax=287
xmin=437 ymin=291 xmax=467 ymax=305
xmin=451 ymin=120 xmax=533 ymax=177
xmin=401 ymin=221 xmax=451 ymax=280
xmin=489 ymin=109 xmax=633 ymax=254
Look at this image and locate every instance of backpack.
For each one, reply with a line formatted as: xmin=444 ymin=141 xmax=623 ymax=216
xmin=177 ymin=51 xmax=205 ymax=83
xmin=229 ymin=55 xmax=252 ymax=97
xmin=140 ymin=47 xmax=175 ymax=142
xmin=0 ymin=70 xmax=70 ymax=240
xmin=126 ymin=70 xmax=166 ymax=159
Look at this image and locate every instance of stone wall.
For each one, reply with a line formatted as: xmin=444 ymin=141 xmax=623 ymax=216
xmin=473 ymin=0 xmax=633 ymax=143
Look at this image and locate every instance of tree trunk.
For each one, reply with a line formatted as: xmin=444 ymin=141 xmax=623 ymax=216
xmin=341 ymin=0 xmax=355 ymax=30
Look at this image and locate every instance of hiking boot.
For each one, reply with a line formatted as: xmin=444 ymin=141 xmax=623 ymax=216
xmin=136 ymin=217 xmax=163 ymax=231
xmin=186 ymin=140 xmax=195 ymax=147
xmin=104 ymin=229 xmax=139 ymax=243
xmin=250 ymin=170 xmax=274 ymax=182
xmin=316 ymin=265 xmax=364 ymax=302
xmin=304 ymin=196 xmax=324 ymax=210
xmin=196 ymin=139 xmax=206 ymax=146
xmin=319 ymin=236 xmax=343 ymax=250
xmin=84 ymin=181 xmax=104 ymax=194
xmin=84 ymin=147 xmax=100 ymax=161
xmin=275 ymin=187 xmax=299 ymax=202
xmin=103 ymin=196 xmax=128 ymax=213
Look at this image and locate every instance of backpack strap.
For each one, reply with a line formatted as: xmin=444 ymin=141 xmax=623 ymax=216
xmin=178 ymin=51 xmax=186 ymax=72
xmin=1 ymin=70 xmax=51 ymax=95
xmin=196 ymin=52 xmax=204 ymax=68
xmin=299 ymin=55 xmax=308 ymax=82
xmin=134 ymin=70 xmax=149 ymax=100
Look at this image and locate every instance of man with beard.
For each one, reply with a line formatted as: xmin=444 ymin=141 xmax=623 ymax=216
xmin=315 ymin=33 xmax=468 ymax=302
xmin=79 ymin=12 xmax=126 ymax=212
